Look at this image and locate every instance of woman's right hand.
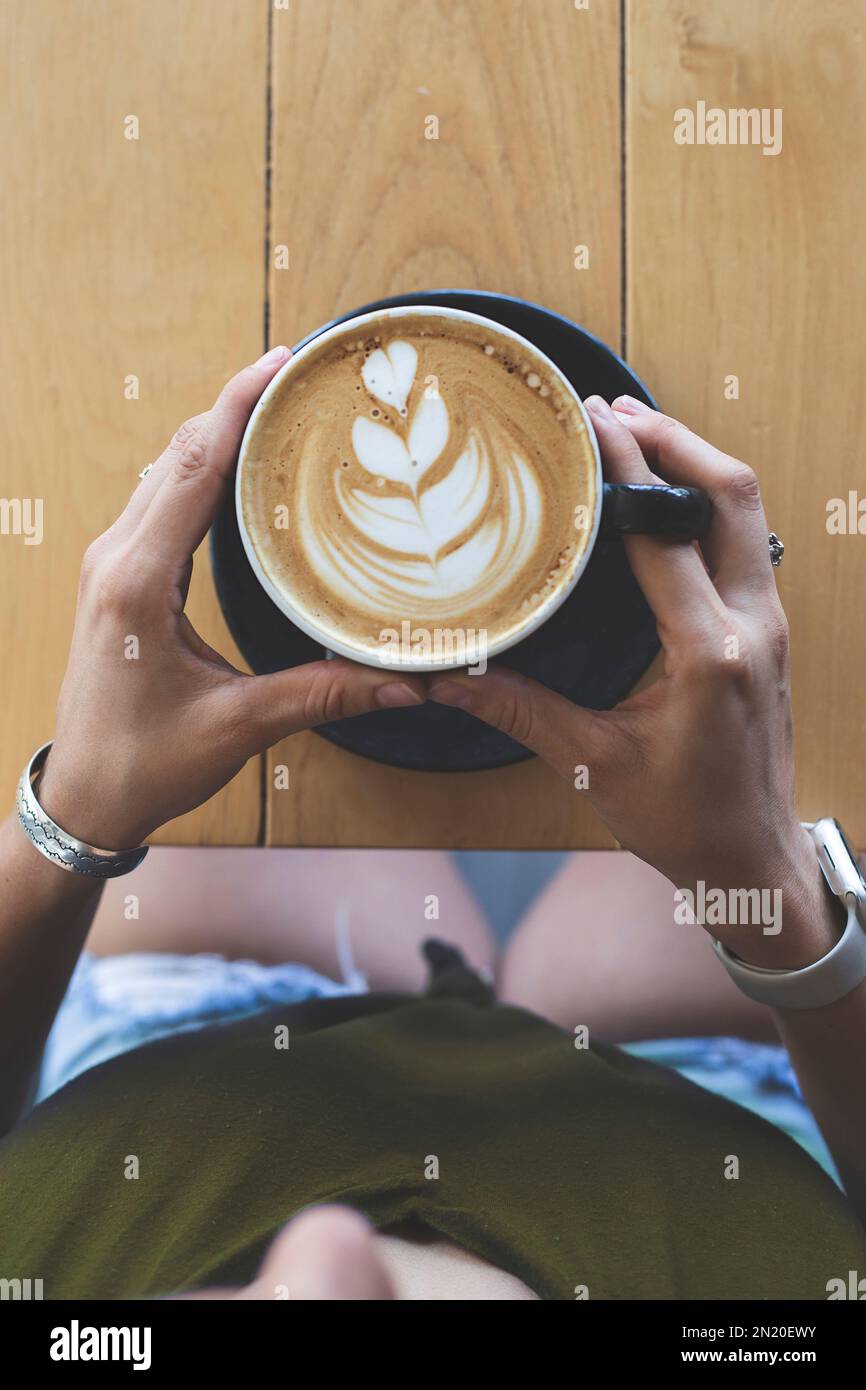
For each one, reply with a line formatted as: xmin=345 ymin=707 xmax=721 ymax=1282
xmin=429 ymin=398 xmax=835 ymax=967
xmin=37 ymin=350 xmax=426 ymax=852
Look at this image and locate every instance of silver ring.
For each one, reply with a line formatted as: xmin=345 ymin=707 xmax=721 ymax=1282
xmin=769 ymin=532 xmax=785 ymax=568
xmin=138 ymin=462 xmax=153 ymax=480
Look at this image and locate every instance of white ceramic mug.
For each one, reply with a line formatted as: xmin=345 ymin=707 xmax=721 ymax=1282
xmin=235 ymin=305 xmax=604 ymax=672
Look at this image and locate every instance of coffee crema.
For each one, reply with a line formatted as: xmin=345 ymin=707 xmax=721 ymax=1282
xmin=240 ymin=311 xmax=598 ymax=665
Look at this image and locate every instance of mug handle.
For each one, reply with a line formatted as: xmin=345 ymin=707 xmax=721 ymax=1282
xmin=599 ymin=483 xmax=712 ymax=539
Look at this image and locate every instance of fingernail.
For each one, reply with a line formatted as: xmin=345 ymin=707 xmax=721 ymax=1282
xmin=375 ymin=682 xmax=424 ymax=709
xmin=256 ymin=345 xmax=290 ymax=367
xmin=612 ymin=394 xmax=652 ymax=414
xmin=429 ymin=679 xmax=472 ymax=709
xmin=584 ymin=395 xmax=615 ymax=421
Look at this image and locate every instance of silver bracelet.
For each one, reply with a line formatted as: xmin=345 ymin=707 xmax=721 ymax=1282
xmin=16 ymin=741 xmax=149 ymax=879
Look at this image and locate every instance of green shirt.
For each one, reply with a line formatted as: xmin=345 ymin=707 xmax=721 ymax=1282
xmin=1 ymin=981 xmax=862 ymax=1300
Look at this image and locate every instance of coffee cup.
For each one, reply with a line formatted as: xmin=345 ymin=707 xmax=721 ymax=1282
xmin=236 ymin=306 xmax=709 ymax=672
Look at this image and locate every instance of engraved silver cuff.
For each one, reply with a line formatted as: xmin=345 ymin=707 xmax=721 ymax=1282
xmin=16 ymin=741 xmax=148 ymax=878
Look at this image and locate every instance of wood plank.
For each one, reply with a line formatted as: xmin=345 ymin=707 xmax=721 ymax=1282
xmin=628 ymin=0 xmax=866 ymax=842
xmin=0 ymin=0 xmax=267 ymax=845
xmin=267 ymin=0 xmax=622 ymax=848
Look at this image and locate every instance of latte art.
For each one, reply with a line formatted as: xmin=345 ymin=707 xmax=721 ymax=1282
xmin=303 ymin=346 xmax=545 ymax=623
xmin=240 ymin=311 xmax=598 ymax=667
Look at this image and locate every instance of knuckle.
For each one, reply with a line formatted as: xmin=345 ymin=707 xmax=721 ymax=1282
xmin=651 ymin=414 xmax=692 ymax=457
xmin=91 ymin=569 xmax=131 ymax=616
xmin=493 ymin=690 xmax=537 ymax=748
xmin=681 ymin=622 xmax=752 ymax=682
xmin=169 ymin=415 xmax=210 ymax=478
xmin=721 ymin=463 xmax=763 ymax=510
xmin=765 ymin=609 xmax=790 ymax=670
xmin=80 ymin=534 xmax=112 ymax=583
xmin=89 ymin=548 xmax=148 ymax=617
xmin=656 ymin=414 xmax=686 ymax=444
xmin=301 ymin=670 xmax=350 ymax=726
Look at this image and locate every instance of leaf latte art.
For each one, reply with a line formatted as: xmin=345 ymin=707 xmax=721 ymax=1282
xmin=241 ymin=312 xmax=598 ymax=665
xmin=305 ymin=345 xmax=546 ymax=622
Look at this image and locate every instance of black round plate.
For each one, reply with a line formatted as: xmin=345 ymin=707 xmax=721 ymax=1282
xmin=211 ymin=290 xmax=659 ymax=772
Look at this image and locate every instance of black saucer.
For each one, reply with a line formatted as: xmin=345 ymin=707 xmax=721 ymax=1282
xmin=210 ymin=290 xmax=660 ymax=772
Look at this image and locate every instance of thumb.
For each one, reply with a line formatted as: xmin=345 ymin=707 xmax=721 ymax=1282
xmin=233 ymin=658 xmax=426 ymax=750
xmin=429 ymin=666 xmax=608 ymax=780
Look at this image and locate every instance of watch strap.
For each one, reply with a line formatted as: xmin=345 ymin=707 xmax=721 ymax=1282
xmin=712 ymin=897 xmax=866 ymax=1009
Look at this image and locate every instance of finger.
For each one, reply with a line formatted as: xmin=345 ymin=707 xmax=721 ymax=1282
xmin=229 ymin=658 xmax=426 ymax=750
xmin=116 ymin=414 xmax=209 ymax=538
xmin=114 ymin=345 xmax=290 ymax=541
xmin=122 ymin=345 xmax=291 ymax=563
xmin=610 ymin=397 xmax=775 ymax=599
xmin=428 ymin=665 xmax=610 ymax=780
xmin=249 ymin=1208 xmax=396 ymax=1301
xmin=179 ymin=1207 xmax=396 ymax=1301
xmin=585 ymin=396 xmax=727 ymax=645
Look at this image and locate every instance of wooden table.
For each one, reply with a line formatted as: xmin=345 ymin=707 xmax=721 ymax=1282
xmin=2 ymin=0 xmax=863 ymax=849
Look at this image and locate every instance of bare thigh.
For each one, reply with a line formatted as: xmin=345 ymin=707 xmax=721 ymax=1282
xmin=86 ymin=847 xmax=495 ymax=994
xmin=498 ymin=852 xmax=778 ymax=1043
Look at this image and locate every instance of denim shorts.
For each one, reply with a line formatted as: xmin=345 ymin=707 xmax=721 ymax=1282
xmin=36 ymin=951 xmax=360 ymax=1104
xmin=36 ymin=950 xmax=838 ymax=1187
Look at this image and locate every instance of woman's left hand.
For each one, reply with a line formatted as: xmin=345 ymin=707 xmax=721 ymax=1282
xmin=38 ymin=348 xmax=425 ymax=850
xmin=428 ymin=398 xmax=831 ymax=969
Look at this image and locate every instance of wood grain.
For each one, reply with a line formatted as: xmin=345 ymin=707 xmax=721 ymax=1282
xmin=267 ymin=0 xmax=622 ymax=847
xmin=0 ymin=0 xmax=266 ymax=845
xmin=627 ymin=0 xmax=866 ymax=841
xmin=9 ymin=2 xmax=855 ymax=851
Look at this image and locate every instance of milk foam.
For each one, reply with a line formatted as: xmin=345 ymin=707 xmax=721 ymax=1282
xmin=294 ymin=344 xmax=544 ymax=618
xmin=242 ymin=313 xmax=596 ymax=660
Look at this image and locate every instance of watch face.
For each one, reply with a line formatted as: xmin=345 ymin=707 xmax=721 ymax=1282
xmin=814 ymin=819 xmax=866 ymax=903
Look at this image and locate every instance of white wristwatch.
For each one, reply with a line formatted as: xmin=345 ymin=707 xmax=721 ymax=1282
xmin=712 ymin=819 xmax=866 ymax=1010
